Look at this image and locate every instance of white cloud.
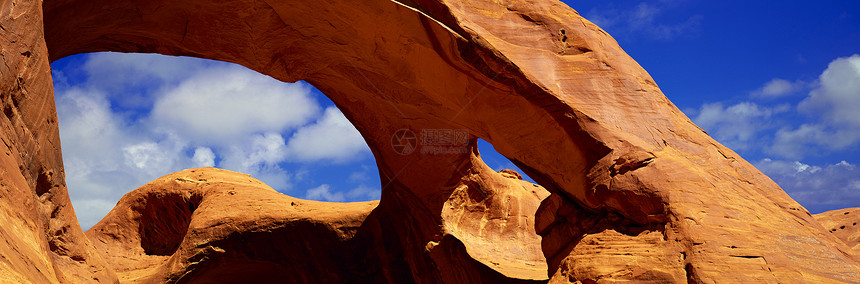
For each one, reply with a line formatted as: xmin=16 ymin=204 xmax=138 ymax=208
xmin=150 ymin=66 xmax=320 ymax=145
xmin=81 ymin=52 xmax=213 ymax=110
xmin=346 ymin=185 xmax=381 ymax=201
xmin=305 ymin=184 xmax=344 ymax=202
xmin=192 ymin=147 xmax=216 ymax=167
xmin=56 ymin=89 xmax=120 ymax=140
xmin=242 ymin=164 xmax=292 ymax=192
xmin=245 ymin=133 xmax=289 ymax=167
xmin=285 ymin=107 xmax=369 ymax=163
xmin=83 ymin=52 xmax=208 ymax=90
xmin=72 ymin=199 xmax=120 ymax=229
xmin=54 ymin=54 xmax=309 ymax=229
xmin=693 ymin=102 xmax=786 ymax=150
xmin=766 ymin=55 xmax=860 ymax=158
xmin=768 ymin=124 xmax=860 ymax=159
xmin=122 ymin=141 xmax=183 ymax=177
xmin=56 ymin=89 xmax=129 ymax=190
xmin=56 ymin=86 xmax=191 ymax=229
xmin=349 ymin=171 xmax=367 ymax=183
xmin=54 ymin=52 xmax=378 ymax=230
xmin=753 ymin=78 xmax=802 ymax=98
xmin=217 ymin=132 xmax=292 ymax=190
xmin=798 ymin=54 xmax=860 ymax=127
xmin=755 ymin=158 xmax=821 ymax=176
xmin=756 ymin=159 xmax=860 ymax=212
xmin=293 ymin=167 xmax=310 ymax=182
xmin=305 ymin=184 xmax=380 ymax=202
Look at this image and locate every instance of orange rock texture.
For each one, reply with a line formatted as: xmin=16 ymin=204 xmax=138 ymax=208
xmin=816 ymin=208 xmax=860 ymax=255
xmin=86 ymin=168 xmax=379 ymax=283
xmin=0 ymin=0 xmax=856 ymax=282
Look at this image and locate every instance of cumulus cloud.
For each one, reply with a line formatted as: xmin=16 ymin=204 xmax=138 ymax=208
xmin=349 ymin=171 xmax=367 ymax=182
xmin=123 ymin=142 xmax=176 ymax=175
xmin=798 ymin=55 xmax=860 ymax=127
xmin=241 ymin=133 xmax=289 ymax=168
xmin=285 ymin=107 xmax=369 ymax=163
xmin=81 ymin=52 xmax=210 ymax=110
xmin=766 ymin=55 xmax=860 ymax=158
xmin=53 ymin=52 xmax=376 ymax=229
xmin=56 ymin=89 xmax=127 ymax=170
xmin=684 ymin=55 xmax=860 ymax=212
xmin=56 ymin=85 xmax=193 ymax=229
xmin=690 ymin=55 xmax=860 ymax=160
xmin=346 ymin=185 xmax=381 ymax=201
xmin=586 ymin=2 xmax=702 ymax=40
xmin=83 ymin=52 xmax=207 ymax=90
xmin=306 ymin=184 xmax=343 ymax=202
xmin=756 ymin=159 xmax=860 ymax=213
xmin=752 ymin=78 xmax=804 ymax=98
xmin=150 ymin=66 xmax=320 ymax=145
xmin=72 ymin=199 xmax=121 ymax=229
xmin=217 ymin=132 xmax=292 ymax=190
xmin=192 ymin=147 xmax=216 ymax=167
xmin=769 ymin=124 xmax=860 ymax=159
xmin=305 ymin=184 xmax=380 ymax=202
xmin=692 ymin=102 xmax=787 ymax=150
xmin=348 ymin=165 xmax=377 ymax=183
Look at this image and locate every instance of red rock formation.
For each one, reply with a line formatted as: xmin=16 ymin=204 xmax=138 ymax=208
xmin=86 ymin=168 xmax=379 ymax=283
xmin=440 ymin=155 xmax=550 ymax=280
xmin=0 ymin=0 xmax=857 ymax=282
xmin=82 ymin=163 xmax=547 ymax=283
xmin=816 ymin=208 xmax=860 ymax=254
xmin=0 ymin=0 xmax=116 ymax=282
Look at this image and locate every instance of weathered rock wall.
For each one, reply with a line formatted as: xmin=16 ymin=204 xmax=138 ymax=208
xmin=816 ymin=208 xmax=860 ymax=255
xmin=0 ymin=0 xmax=116 ymax=282
xmin=0 ymin=0 xmax=856 ymax=282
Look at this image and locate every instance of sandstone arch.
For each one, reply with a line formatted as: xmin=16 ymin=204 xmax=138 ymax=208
xmin=1 ymin=0 xmax=859 ymax=282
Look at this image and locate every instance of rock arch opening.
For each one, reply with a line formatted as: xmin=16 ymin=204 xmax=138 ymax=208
xmin=51 ymin=52 xmax=381 ymax=230
xmin=0 ymin=0 xmax=849 ymax=282
xmin=438 ymin=138 xmax=550 ymax=279
xmin=137 ymin=190 xmax=202 ymax=256
xmin=476 ymin=138 xmax=538 ymax=183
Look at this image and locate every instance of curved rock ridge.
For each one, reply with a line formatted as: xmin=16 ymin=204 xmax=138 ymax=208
xmin=85 ymin=163 xmax=549 ymax=283
xmin=441 ymin=154 xmax=551 ymax=280
xmin=0 ymin=0 xmax=857 ymax=282
xmin=85 ymin=167 xmax=379 ymax=283
xmin=816 ymin=208 xmax=860 ymax=254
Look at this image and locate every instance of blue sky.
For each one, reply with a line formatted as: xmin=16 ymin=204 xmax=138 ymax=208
xmin=572 ymin=0 xmax=860 ymax=214
xmin=50 ymin=1 xmax=859 ymax=229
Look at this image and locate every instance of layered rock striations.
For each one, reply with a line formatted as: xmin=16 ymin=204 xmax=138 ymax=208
xmin=816 ymin=208 xmax=860 ymax=255
xmin=86 ymin=160 xmax=550 ymax=283
xmin=0 ymin=0 xmax=856 ymax=282
xmin=0 ymin=0 xmax=115 ymax=282
xmin=85 ymin=168 xmax=379 ymax=283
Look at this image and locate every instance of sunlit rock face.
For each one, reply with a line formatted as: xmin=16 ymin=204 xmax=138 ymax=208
xmin=0 ymin=0 xmax=858 ymax=282
xmin=816 ymin=208 xmax=860 ymax=255
xmin=85 ymin=168 xmax=381 ymax=283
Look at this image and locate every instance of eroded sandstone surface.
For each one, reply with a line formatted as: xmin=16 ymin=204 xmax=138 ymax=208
xmin=0 ymin=0 xmax=859 ymax=282
xmin=86 ymin=168 xmax=379 ymax=283
xmin=816 ymin=208 xmax=860 ymax=255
